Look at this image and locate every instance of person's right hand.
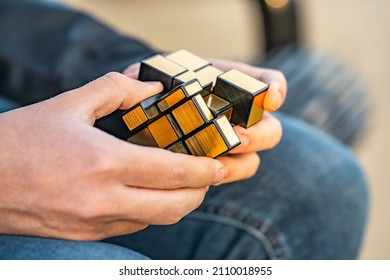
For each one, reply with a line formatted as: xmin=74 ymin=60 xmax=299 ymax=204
xmin=0 ymin=72 xmax=227 ymax=241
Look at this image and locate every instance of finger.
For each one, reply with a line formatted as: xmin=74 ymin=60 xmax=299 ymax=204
xmin=56 ymin=72 xmax=163 ymax=122
xmin=114 ymin=141 xmax=228 ymax=189
xmin=232 ymin=66 xmax=287 ymax=111
xmin=257 ymin=69 xmax=287 ymax=111
xmin=230 ymin=112 xmax=283 ymax=154
xmin=109 ymin=184 xmax=209 ymax=225
xmin=123 ymin=62 xmax=141 ymax=78
xmin=216 ymin=153 xmax=260 ymax=184
xmin=125 ymin=72 xmax=138 ymax=80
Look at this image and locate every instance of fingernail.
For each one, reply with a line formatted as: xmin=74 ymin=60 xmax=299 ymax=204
xmin=271 ymin=85 xmax=282 ymax=110
xmin=213 ymin=167 xmax=227 ymax=184
xmin=144 ymin=81 xmax=162 ymax=87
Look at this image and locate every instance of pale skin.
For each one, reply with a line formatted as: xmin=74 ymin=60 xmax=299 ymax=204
xmin=0 ymin=60 xmax=286 ymax=241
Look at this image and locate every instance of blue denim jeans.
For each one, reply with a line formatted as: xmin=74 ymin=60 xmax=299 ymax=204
xmin=0 ymin=113 xmax=369 ymax=259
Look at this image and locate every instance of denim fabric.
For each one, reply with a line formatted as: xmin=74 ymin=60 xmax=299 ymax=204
xmin=0 ymin=235 xmax=148 ymax=260
xmin=0 ymin=97 xmax=18 ymax=113
xmin=0 ymin=113 xmax=369 ymax=260
xmin=0 ymin=0 xmax=369 ymax=260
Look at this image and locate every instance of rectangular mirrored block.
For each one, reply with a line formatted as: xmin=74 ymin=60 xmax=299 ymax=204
xmin=184 ymin=115 xmax=240 ymax=158
xmin=147 ymin=114 xmax=182 ymax=148
xmin=123 ymin=80 xmax=203 ymax=132
xmin=213 ymin=69 xmax=269 ymax=128
xmin=122 ymin=93 xmax=163 ymax=131
xmin=172 ymin=71 xmax=212 ymax=97
xmin=157 ymin=79 xmax=203 ymax=112
xmin=166 ymin=141 xmax=189 ymax=155
xmin=203 ymin=94 xmax=233 ymax=121
xmin=127 ymin=127 xmax=158 ymax=147
xmin=166 ymin=49 xmax=210 ymax=71
xmin=172 ymin=94 xmax=213 ymax=135
xmin=139 ymin=54 xmax=187 ymax=92
xmin=122 ymin=105 xmax=148 ymax=131
xmin=195 ymin=65 xmax=224 ymax=88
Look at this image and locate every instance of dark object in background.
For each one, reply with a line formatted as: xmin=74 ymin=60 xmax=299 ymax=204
xmin=255 ymin=0 xmax=370 ymax=147
xmin=0 ymin=0 xmax=370 ymax=147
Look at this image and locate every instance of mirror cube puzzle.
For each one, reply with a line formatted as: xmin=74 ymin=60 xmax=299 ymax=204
xmin=122 ymin=49 xmax=269 ymax=158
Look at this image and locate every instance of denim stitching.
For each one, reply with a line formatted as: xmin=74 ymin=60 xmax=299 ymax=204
xmin=190 ymin=203 xmax=289 ymax=259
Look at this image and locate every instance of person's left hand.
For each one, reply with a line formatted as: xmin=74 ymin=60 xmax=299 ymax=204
xmin=123 ymin=58 xmax=287 ymax=185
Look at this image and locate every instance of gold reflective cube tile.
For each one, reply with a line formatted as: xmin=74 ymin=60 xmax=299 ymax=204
xmin=157 ymin=79 xmax=203 ymax=112
xmin=215 ymin=115 xmax=241 ymax=149
xmin=172 ymin=71 xmax=212 ymax=97
xmin=172 ymin=94 xmax=213 ymax=135
xmin=139 ymin=54 xmax=187 ymax=92
xmin=122 ymin=105 xmax=148 ymax=131
xmin=148 ymin=114 xmax=181 ymax=148
xmin=158 ymin=88 xmax=186 ymax=112
xmin=184 ymin=115 xmax=240 ymax=158
xmin=196 ymin=65 xmax=223 ymax=88
xmin=122 ymin=93 xmax=162 ymax=131
xmin=213 ymin=69 xmax=269 ymax=128
xmin=127 ymin=127 xmax=158 ymax=147
xmin=185 ymin=125 xmax=227 ymax=158
xmin=247 ymin=93 xmax=266 ymax=127
xmin=166 ymin=49 xmax=210 ymax=71
xmin=203 ymin=94 xmax=233 ymax=121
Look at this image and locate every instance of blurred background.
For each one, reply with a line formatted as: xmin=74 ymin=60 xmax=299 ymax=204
xmin=59 ymin=0 xmax=389 ymax=259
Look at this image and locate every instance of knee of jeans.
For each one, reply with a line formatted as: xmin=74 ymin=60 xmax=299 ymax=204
xmin=282 ymin=115 xmax=369 ymax=222
xmin=274 ymin=115 xmax=369 ymax=258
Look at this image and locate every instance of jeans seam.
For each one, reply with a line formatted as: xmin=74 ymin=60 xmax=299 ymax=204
xmin=190 ymin=203 xmax=289 ymax=259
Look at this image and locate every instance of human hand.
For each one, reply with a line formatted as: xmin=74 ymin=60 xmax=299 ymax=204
xmin=124 ymin=58 xmax=286 ymax=185
xmin=0 ymin=72 xmax=227 ymax=241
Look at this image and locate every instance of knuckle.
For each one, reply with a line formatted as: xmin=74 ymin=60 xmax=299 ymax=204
xmin=164 ymin=190 xmax=206 ymax=225
xmin=101 ymin=72 xmax=133 ymax=93
xmin=192 ymin=189 xmax=207 ymax=210
xmin=72 ymin=203 xmax=98 ymax=221
xmin=103 ymin=71 xmax=127 ymax=86
xmin=164 ymin=200 xmax=188 ymax=224
xmin=272 ymin=69 xmax=286 ymax=81
xmin=168 ymin=165 xmax=190 ymax=188
xmin=68 ymin=193 xmax=109 ymax=221
xmin=87 ymin=150 xmax=120 ymax=178
xmin=96 ymin=155 xmax=118 ymax=174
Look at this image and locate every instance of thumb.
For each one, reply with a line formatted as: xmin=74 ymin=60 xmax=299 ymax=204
xmin=123 ymin=62 xmax=141 ymax=78
xmin=58 ymin=72 xmax=163 ymax=123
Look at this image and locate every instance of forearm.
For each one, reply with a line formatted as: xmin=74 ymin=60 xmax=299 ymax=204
xmin=0 ymin=0 xmax=157 ymax=105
